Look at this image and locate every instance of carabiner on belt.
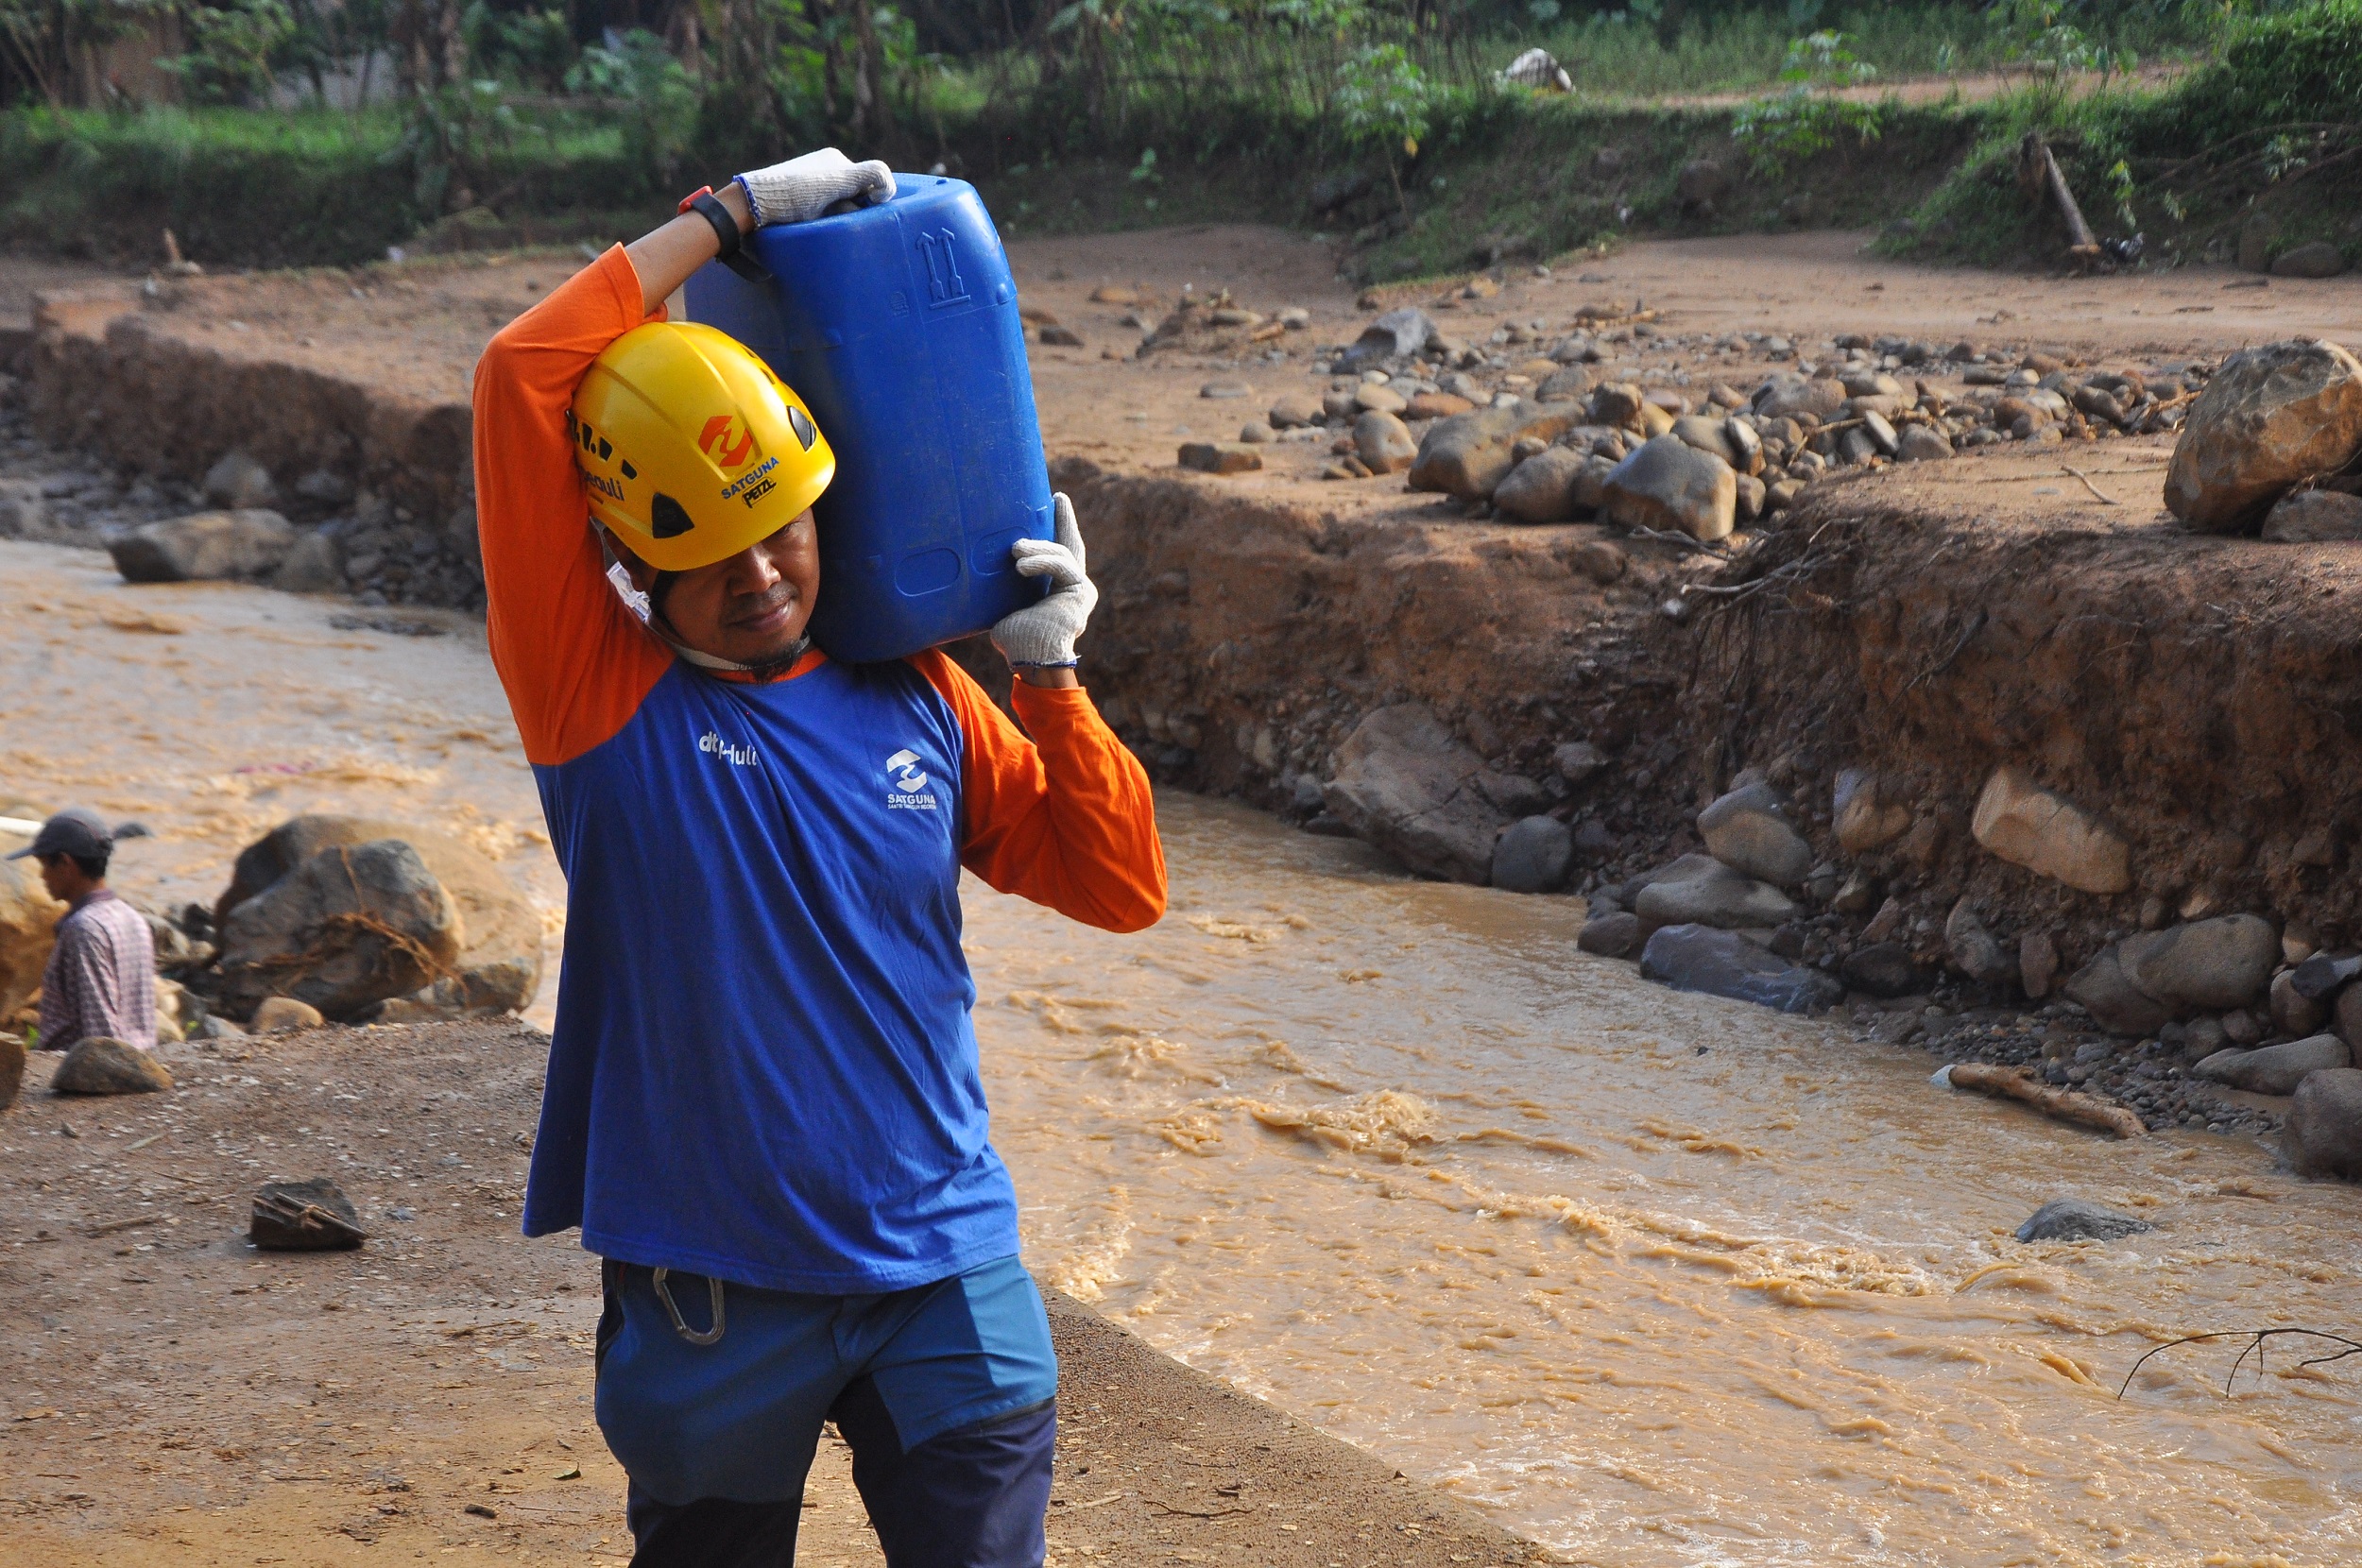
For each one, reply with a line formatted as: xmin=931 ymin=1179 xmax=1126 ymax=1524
xmin=650 ymin=1267 xmax=727 ymax=1346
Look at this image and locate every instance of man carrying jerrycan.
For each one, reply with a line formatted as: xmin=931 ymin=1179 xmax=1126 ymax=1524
xmin=471 ymin=148 xmax=1167 ymax=1566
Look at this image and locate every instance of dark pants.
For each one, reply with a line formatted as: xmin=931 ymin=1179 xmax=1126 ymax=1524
xmin=622 ymin=1387 xmax=1056 ymax=1568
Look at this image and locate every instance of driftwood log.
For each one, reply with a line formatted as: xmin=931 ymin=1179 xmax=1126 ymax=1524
xmin=2018 ymin=132 xmax=2104 ymax=269
xmin=1944 ymin=1061 xmax=2148 ymax=1139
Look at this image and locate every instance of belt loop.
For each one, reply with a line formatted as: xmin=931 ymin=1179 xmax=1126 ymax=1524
xmin=650 ymin=1267 xmax=727 ymax=1346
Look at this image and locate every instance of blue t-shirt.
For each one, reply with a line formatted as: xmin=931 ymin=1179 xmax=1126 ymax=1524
xmin=522 ymin=658 xmax=1019 ymax=1293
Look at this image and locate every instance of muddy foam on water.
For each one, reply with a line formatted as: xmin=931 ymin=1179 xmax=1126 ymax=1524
xmin=6 ymin=540 xmax=2356 ymax=1563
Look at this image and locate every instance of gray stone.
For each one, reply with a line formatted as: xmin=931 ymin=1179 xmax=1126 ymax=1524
xmin=110 ymin=509 xmax=297 ymax=583
xmin=51 ymin=1037 xmax=173 ymax=1095
xmin=1578 ymin=909 xmax=1642 ymax=958
xmin=1754 ymin=374 xmax=1848 ymax=422
xmin=1492 ymin=448 xmax=1588 ymax=523
xmin=2014 ymin=1199 xmax=2151 ymax=1243
xmin=1571 ymin=819 xmax=1617 ymax=861
xmin=2272 ymin=968 xmax=2329 ymax=1037
xmin=2021 ymin=931 xmax=2061 ymax=1000
xmin=1354 ymin=411 xmax=1418 ymax=474
xmin=1408 ymin=402 xmax=1582 ymax=502
xmin=1634 ymin=854 xmax=1797 ymax=931
xmin=1336 ymin=308 xmax=1435 ymax=370
xmin=2261 ymin=487 xmax=2362 ymax=542
xmin=1669 ymin=414 xmax=1737 ymax=467
xmin=1268 ymin=394 xmax=1323 ymax=430
xmin=293 ymin=469 xmax=357 ymax=507
xmin=1601 ymin=435 xmax=1737 ymax=542
xmin=1535 ymin=366 xmax=1595 ymax=403
xmin=2165 ymin=339 xmax=2362 ymax=533
xmin=215 ymin=814 xmax=542 ymax=1019
xmin=2287 ymin=1067 xmax=2362 ymax=1179
xmin=1894 ymin=423 xmax=1952 ymax=462
xmin=203 ymin=450 xmax=278 ymax=511
xmin=1493 ymin=816 xmax=1573 ymax=894
xmin=1552 ymin=741 xmax=1605 ymax=785
xmin=2193 ymin=1032 xmax=2350 ymax=1096
xmin=1199 ymin=381 xmax=1252 ymax=400
xmin=2118 ymin=913 xmax=2278 ymax=1014
xmin=2063 ymin=946 xmax=2174 ymax=1036
xmin=2295 ymin=950 xmax=2362 ymax=999
xmin=250 ymin=1177 xmax=367 ymax=1251
xmin=272 ymin=529 xmax=347 ymax=594
xmin=216 ymin=839 xmax=464 ymax=1020
xmin=1322 ymin=706 xmax=1507 ymax=885
xmin=1841 ymin=942 xmax=1931 ymax=998
xmin=1859 ymin=410 xmax=1899 ymax=457
xmin=1945 ymin=900 xmax=2014 ymax=986
xmin=1696 ymin=783 xmax=1811 ymax=887
xmin=1475 ymin=771 xmax=1550 ymax=818
xmin=2270 ymin=241 xmax=2348 ymax=280
xmin=1639 ymin=924 xmax=1841 ymax=1014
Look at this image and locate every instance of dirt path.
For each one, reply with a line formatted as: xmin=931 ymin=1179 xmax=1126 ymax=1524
xmin=0 ymin=1023 xmax=1532 ymax=1567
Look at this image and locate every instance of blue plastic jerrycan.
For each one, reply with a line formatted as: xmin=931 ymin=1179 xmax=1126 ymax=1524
xmin=682 ymin=175 xmax=1053 ymax=665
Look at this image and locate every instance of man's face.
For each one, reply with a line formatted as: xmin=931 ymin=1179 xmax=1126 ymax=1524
xmin=620 ymin=509 xmax=820 ymax=669
xmin=37 ymin=854 xmax=90 ymax=902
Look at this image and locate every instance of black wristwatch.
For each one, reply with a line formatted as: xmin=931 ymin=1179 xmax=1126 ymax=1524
xmin=678 ymin=186 xmax=770 ymax=283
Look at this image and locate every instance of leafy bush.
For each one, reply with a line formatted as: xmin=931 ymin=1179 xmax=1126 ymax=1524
xmin=164 ymin=0 xmax=299 ymax=105
xmin=1732 ymin=30 xmax=1881 ymax=176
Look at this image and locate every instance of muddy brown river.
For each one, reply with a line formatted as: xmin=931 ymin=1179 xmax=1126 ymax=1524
xmin=6 ymin=538 xmax=2357 ymax=1564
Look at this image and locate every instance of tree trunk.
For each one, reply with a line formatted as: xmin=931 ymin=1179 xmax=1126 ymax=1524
xmin=848 ymin=0 xmax=891 ymax=145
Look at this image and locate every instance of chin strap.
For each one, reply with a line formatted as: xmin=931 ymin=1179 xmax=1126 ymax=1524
xmin=599 ymin=527 xmax=798 ymax=676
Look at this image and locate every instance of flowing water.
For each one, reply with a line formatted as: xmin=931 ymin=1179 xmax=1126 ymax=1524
xmin=6 ymin=539 xmax=2359 ymax=1564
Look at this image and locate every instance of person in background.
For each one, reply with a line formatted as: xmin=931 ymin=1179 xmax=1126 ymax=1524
xmin=10 ymin=808 xmax=155 ymax=1052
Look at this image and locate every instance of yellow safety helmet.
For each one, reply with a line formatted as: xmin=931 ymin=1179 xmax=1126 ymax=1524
xmin=569 ymin=321 xmax=835 ymax=573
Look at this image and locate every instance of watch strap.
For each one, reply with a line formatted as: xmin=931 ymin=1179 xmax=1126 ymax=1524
xmin=682 ymin=188 xmax=770 ymax=284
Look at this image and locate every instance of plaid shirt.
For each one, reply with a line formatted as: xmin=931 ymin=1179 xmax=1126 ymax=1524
xmin=37 ymin=889 xmax=157 ymax=1050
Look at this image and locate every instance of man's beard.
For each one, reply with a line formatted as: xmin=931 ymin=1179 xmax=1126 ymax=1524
xmin=739 ymin=633 xmax=813 ymax=681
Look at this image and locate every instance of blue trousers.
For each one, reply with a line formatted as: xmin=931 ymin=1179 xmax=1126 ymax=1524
xmin=595 ymin=1254 xmax=1058 ymax=1568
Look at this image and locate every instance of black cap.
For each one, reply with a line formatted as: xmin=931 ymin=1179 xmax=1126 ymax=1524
xmin=5 ymin=807 xmax=113 ymax=862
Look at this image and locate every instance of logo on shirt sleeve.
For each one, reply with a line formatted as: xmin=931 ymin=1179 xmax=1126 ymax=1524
xmin=885 ymin=747 xmax=937 ymax=810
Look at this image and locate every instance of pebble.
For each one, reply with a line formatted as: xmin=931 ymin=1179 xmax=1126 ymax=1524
xmin=1200 ymin=382 xmax=1252 ymax=401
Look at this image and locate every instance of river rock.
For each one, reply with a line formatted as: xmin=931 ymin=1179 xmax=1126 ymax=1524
xmin=1406 ymin=392 xmax=1474 ymax=420
xmin=1354 ymin=412 xmax=1418 ymax=474
xmin=1492 ymin=449 xmax=1587 ymax=522
xmin=1552 ymin=741 xmax=1605 ymax=785
xmin=1589 ymin=383 xmax=1644 ymax=428
xmin=2020 ymin=931 xmax=2061 ymax=1000
xmin=2062 ymin=946 xmax=2173 ymax=1036
xmin=2165 ymin=339 xmax=2362 ymax=533
xmin=215 ymin=815 xmax=543 ymax=1016
xmin=1832 ymin=770 xmax=1909 ymax=853
xmin=1841 ymin=941 xmax=1930 ymax=998
xmin=203 ymin=451 xmax=278 ymax=511
xmin=1697 ymin=782 xmax=1811 ymax=887
xmin=2014 ymin=1199 xmax=2151 ymax=1243
xmin=1893 ymin=423 xmax=1952 ymax=462
xmin=1354 ymin=383 xmax=1409 ymax=416
xmin=272 ymin=529 xmax=347 ymax=594
xmin=109 ymin=509 xmax=297 ymax=583
xmin=1601 ymin=435 xmax=1737 ymax=542
xmin=0 ymin=849 xmax=65 ymax=1022
xmin=2117 ymin=913 xmax=2278 ymax=1014
xmin=1754 ymin=374 xmax=1848 ymax=422
xmin=216 ymin=840 xmax=463 ymax=1021
xmin=1408 ymin=402 xmax=1580 ymax=501
xmin=2195 ymin=1032 xmax=2350 ymax=1095
xmin=2287 ymin=1067 xmax=2362 ymax=1179
xmin=1336 ymin=308 xmax=1434 ymax=370
xmin=1970 ymin=766 xmax=2131 ymax=894
xmin=1945 ymin=899 xmax=2014 ymax=986
xmin=252 ymin=996 xmax=326 ymax=1032
xmin=2270 ymin=241 xmax=2348 ymax=280
xmin=250 ymin=1177 xmax=367 ymax=1251
xmin=2294 ymin=949 xmax=2362 ymax=999
xmin=1535 ymin=366 xmax=1595 ymax=403
xmin=1639 ymin=924 xmax=1841 ymax=1014
xmin=1634 ymin=854 xmax=1797 ymax=931
xmin=1492 ymin=816 xmax=1573 ymax=894
xmin=1578 ymin=909 xmax=1642 ymax=958
xmin=2261 ymin=487 xmax=2362 ymax=542
xmin=1669 ymin=415 xmax=1737 ymax=467
xmin=51 ymin=1036 xmax=173 ymax=1095
xmin=1179 ymin=442 xmax=1262 ymax=475
xmin=2272 ymin=967 xmax=2330 ymax=1036
xmin=1268 ymin=394 xmax=1323 ymax=430
xmin=1322 ymin=706 xmax=1509 ymax=884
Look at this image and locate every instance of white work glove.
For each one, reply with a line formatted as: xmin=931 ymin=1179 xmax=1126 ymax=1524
xmin=734 ymin=147 xmax=896 ymax=227
xmin=991 ymin=493 xmax=1098 ymax=668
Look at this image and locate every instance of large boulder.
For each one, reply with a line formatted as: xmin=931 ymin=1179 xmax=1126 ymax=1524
xmin=1696 ymin=782 xmax=1811 ymax=887
xmin=2270 ymin=241 xmax=2348 ymax=280
xmin=1322 ymin=706 xmax=1510 ymax=885
xmin=1408 ymin=402 xmax=1581 ymax=502
xmin=1970 ymin=766 xmax=2131 ymax=894
xmin=108 ymin=509 xmax=297 ymax=583
xmin=1491 ymin=448 xmax=1588 ymax=523
xmin=2062 ymin=946 xmax=2173 ymax=1036
xmin=2287 ymin=1067 xmax=2362 ymax=1179
xmin=2116 ymin=913 xmax=2278 ymax=1014
xmin=1633 ymin=854 xmax=1796 ymax=931
xmin=216 ymin=815 xmax=543 ymax=1016
xmin=216 ymin=840 xmax=464 ymax=1021
xmin=0 ymin=844 xmax=65 ymax=1024
xmin=1491 ymin=816 xmax=1572 ymax=894
xmin=1335 ymin=308 xmax=1435 ymax=370
xmin=1639 ymin=924 xmax=1841 ymax=1014
xmin=2164 ymin=340 xmax=2362 ymax=534
xmin=2194 ymin=1033 xmax=2350 ymax=1096
xmin=1600 ymin=435 xmax=1737 ymax=542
